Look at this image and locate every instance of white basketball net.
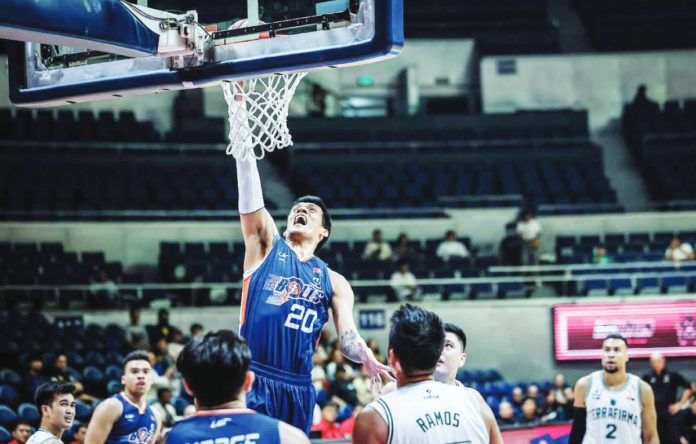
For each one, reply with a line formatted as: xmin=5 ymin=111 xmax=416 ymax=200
xmin=222 ymin=72 xmax=307 ymax=160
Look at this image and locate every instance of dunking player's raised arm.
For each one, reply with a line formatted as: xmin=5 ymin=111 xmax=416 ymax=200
xmin=236 ymin=155 xmax=277 ymax=272
xmin=330 ymin=270 xmax=395 ymax=392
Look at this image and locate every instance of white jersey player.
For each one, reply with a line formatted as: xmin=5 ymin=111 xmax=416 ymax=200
xmin=353 ymin=304 xmax=490 ymax=444
xmin=27 ymin=382 xmax=76 ymax=444
xmin=569 ymin=334 xmax=658 ymax=444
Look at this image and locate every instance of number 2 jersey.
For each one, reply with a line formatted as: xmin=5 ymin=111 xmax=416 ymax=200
xmin=239 ymin=236 xmax=333 ymax=377
xmin=583 ymin=371 xmax=643 ymax=444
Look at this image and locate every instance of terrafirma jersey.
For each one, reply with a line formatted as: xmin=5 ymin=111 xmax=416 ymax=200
xmin=240 ymin=237 xmax=334 ymax=376
xmin=583 ymin=371 xmax=643 ymax=444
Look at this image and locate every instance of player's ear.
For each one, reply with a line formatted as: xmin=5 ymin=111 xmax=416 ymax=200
xmin=319 ymin=227 xmax=329 ymax=239
xmin=460 ymin=352 xmax=467 ymax=368
xmin=242 ymin=370 xmax=255 ymax=393
xmin=181 ymin=378 xmax=194 ymax=396
xmin=387 ymin=349 xmax=401 ymax=374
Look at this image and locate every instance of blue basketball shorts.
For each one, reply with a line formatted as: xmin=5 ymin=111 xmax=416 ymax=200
xmin=246 ymin=361 xmax=316 ymax=436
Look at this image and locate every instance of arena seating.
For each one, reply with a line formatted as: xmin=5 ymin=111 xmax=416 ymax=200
xmin=622 ymin=98 xmax=696 ymax=203
xmin=0 ymin=110 xmax=160 ymax=143
xmin=403 ymin=0 xmax=560 ymax=54
xmin=574 ymin=0 xmax=696 ymax=51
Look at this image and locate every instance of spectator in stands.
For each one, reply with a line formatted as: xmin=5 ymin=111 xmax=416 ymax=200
xmin=50 ymin=354 xmax=96 ymax=404
xmin=665 ymin=236 xmax=695 ymax=262
xmin=125 ymin=306 xmax=149 ymax=351
xmin=182 ymin=405 xmax=196 ymax=418
xmin=499 ymin=222 xmax=523 ymax=266
xmin=562 ymin=386 xmax=575 ymax=419
xmin=153 ymin=337 xmax=176 ymax=374
xmin=540 ymin=389 xmax=565 ymax=423
xmin=146 ymin=351 xmax=178 ymax=403
xmin=677 ymin=399 xmax=695 ymax=444
xmin=8 ymin=421 xmax=32 ymax=444
xmin=498 ymin=402 xmax=516 ymax=426
xmin=527 ymin=384 xmax=543 ymax=407
xmin=151 ymin=308 xmax=173 ymax=342
xmin=353 ymin=366 xmax=376 ymax=406
xmin=362 ymin=229 xmax=392 ymax=261
xmin=311 ymin=402 xmax=343 ymax=439
xmin=633 ymin=85 xmax=658 ymax=111
xmin=88 ymin=270 xmax=120 ymax=308
xmin=552 ymin=373 xmax=571 ymax=413
xmin=23 ymin=356 xmax=48 ymax=400
xmin=189 ymin=323 xmax=204 ymax=339
xmin=311 ymin=354 xmax=328 ymax=392
xmin=167 ymin=328 xmax=185 ymax=361
xmin=392 ymin=233 xmax=418 ymax=263
xmin=519 ymin=396 xmax=540 ymax=424
xmin=516 ymin=209 xmax=542 ymax=265
xmin=328 ymin=367 xmax=359 ymax=407
xmin=436 ymin=230 xmax=470 ymax=261
xmin=592 ymin=245 xmax=612 ymax=264
xmin=643 ymin=352 xmax=693 ymax=444
xmin=338 ymin=404 xmax=364 ymax=438
xmin=366 ymin=338 xmax=386 ymax=364
xmin=314 ymin=329 xmax=332 ymax=365
xmin=389 ymin=261 xmax=421 ymax=301
xmin=326 ymin=348 xmax=356 ymax=381
xmin=69 ymin=424 xmax=87 ymax=444
xmin=151 ymin=387 xmax=179 ymax=428
xmin=511 ymin=386 xmax=524 ymax=410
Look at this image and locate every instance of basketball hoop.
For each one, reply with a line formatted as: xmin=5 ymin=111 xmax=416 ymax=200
xmin=222 ymin=72 xmax=307 ymax=160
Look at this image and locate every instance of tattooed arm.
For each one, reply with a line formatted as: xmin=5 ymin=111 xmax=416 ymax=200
xmin=329 ymin=270 xmax=394 ymax=391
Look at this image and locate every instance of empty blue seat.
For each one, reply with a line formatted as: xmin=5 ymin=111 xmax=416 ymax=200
xmin=470 ymin=283 xmax=496 ymax=300
xmin=498 ymin=282 xmax=526 ymax=299
xmin=107 ymin=380 xmax=122 ymax=395
xmin=75 ymin=401 xmax=93 ymax=422
xmin=0 ymin=425 xmax=11 ymax=442
xmin=104 ymin=365 xmax=121 ymax=381
xmin=584 ymin=279 xmax=608 ymax=296
xmin=663 ymin=275 xmax=688 ymax=294
xmin=0 ymin=369 xmax=21 ymax=387
xmin=82 ymin=366 xmax=105 ymax=385
xmin=85 ymin=351 xmax=106 ymax=367
xmin=173 ymin=397 xmax=191 ymax=416
xmin=0 ymin=405 xmax=17 ymax=428
xmin=0 ymin=385 xmax=19 ymax=407
xmin=638 ymin=277 xmax=660 ymax=295
xmin=609 ymin=278 xmax=633 ymax=296
xmin=17 ymin=403 xmax=40 ymax=424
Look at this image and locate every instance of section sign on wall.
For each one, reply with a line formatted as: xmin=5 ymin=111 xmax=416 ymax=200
xmin=553 ymin=300 xmax=696 ymax=361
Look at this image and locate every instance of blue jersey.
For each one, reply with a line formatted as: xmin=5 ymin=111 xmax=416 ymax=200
xmin=166 ymin=409 xmax=280 ymax=444
xmin=106 ymin=393 xmax=157 ymax=444
xmin=240 ymin=237 xmax=333 ymax=377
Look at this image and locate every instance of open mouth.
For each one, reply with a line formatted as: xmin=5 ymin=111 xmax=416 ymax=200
xmin=294 ymin=214 xmax=308 ymax=226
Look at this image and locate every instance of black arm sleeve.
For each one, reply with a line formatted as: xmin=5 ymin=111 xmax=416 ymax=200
xmin=569 ymin=407 xmax=587 ymax=444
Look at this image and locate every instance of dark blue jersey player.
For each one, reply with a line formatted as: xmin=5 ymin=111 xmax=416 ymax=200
xmin=85 ymin=352 xmax=161 ymax=444
xmin=166 ymin=330 xmax=308 ymax=444
xmin=234 ymin=154 xmax=394 ymax=434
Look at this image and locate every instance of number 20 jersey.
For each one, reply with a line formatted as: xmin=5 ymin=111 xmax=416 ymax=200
xmin=239 ymin=237 xmax=334 ymax=377
xmin=583 ymin=371 xmax=642 ymax=444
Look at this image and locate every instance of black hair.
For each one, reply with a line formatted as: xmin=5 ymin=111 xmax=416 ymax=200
xmin=388 ymin=304 xmax=444 ymax=376
xmin=177 ymin=330 xmax=251 ymax=407
xmin=443 ymin=323 xmax=467 ymax=352
xmin=12 ymin=420 xmax=32 ymax=430
xmin=190 ymin=323 xmax=203 ymax=335
xmin=292 ymin=195 xmax=332 ymax=251
xmin=157 ymin=387 xmax=172 ymax=400
xmin=603 ymin=334 xmax=628 ymax=347
xmin=122 ymin=351 xmax=150 ymax=370
xmin=34 ymin=382 xmax=75 ymax=411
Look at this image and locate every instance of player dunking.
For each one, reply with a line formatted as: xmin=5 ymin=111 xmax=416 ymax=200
xmin=234 ymin=153 xmax=393 ymax=434
xmin=166 ymin=330 xmax=309 ymax=444
xmin=85 ymin=351 xmax=161 ymax=444
xmin=569 ymin=334 xmax=659 ymax=444
xmin=353 ymin=304 xmax=491 ymax=444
